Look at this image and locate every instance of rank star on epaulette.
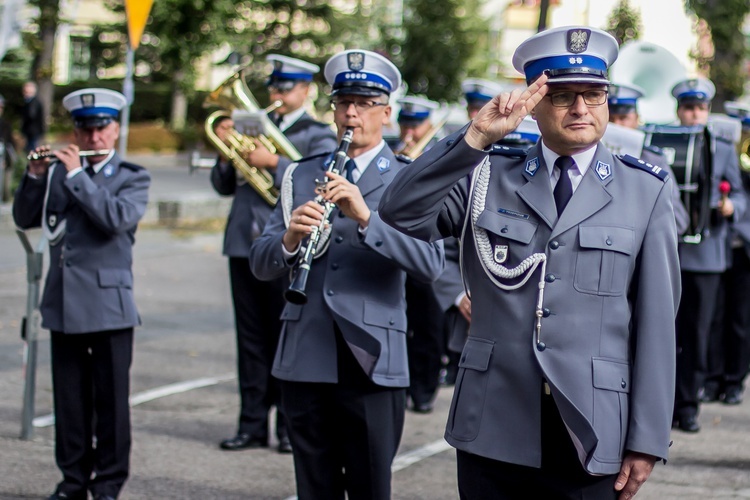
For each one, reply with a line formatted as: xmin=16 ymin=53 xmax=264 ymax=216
xmin=525 ymin=157 xmax=539 ymax=176
xmin=595 ymin=161 xmax=611 ymax=180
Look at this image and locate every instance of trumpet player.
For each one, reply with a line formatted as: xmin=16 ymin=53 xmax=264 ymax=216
xmin=249 ymin=49 xmax=443 ymax=500
xmin=394 ymin=95 xmax=439 ymax=155
xmin=13 ymin=88 xmax=150 ymax=500
xmin=212 ymin=55 xmax=336 ymax=454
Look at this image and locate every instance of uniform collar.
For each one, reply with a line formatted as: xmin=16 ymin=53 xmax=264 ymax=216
xmin=83 ymin=149 xmax=116 ymax=173
xmin=278 ymin=107 xmax=306 ymax=132
xmin=349 ymin=139 xmax=387 ymax=176
xmin=541 ymin=141 xmax=596 ymax=178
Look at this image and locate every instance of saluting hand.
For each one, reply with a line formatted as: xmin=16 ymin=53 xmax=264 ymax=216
xmin=464 ymin=73 xmax=548 ymax=151
xmin=322 ymin=171 xmax=371 ymax=228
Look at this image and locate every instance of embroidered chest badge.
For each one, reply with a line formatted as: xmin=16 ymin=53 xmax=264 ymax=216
xmin=103 ymin=165 xmax=115 ymax=177
xmin=525 ymin=157 xmax=540 ymax=176
xmin=493 ymin=244 xmax=508 ymax=264
xmin=595 ymin=160 xmax=612 ymax=180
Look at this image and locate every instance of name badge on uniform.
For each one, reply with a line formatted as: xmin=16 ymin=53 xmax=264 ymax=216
xmin=103 ymin=164 xmax=115 ymax=177
xmin=494 ymin=244 xmax=508 ymax=264
xmin=377 ymin=157 xmax=390 ymax=173
xmin=595 ymin=160 xmax=611 ymax=181
xmin=525 ymin=157 xmax=539 ymax=176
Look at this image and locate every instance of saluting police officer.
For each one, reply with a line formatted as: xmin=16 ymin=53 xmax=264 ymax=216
xmin=703 ymin=101 xmax=750 ymax=406
xmin=13 ymin=89 xmax=150 ymax=500
xmin=608 ymin=82 xmax=690 ymax=235
xmin=249 ymin=49 xmax=444 ymax=500
xmin=213 ymin=55 xmax=337 ymax=454
xmin=670 ymin=77 xmax=747 ymax=432
xmin=380 ymin=27 xmax=681 ymax=498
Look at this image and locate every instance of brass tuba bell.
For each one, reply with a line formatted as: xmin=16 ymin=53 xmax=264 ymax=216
xmin=204 ymin=65 xmax=302 ymax=206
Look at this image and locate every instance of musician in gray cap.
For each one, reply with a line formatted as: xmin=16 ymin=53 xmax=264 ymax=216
xmin=249 ymin=48 xmax=443 ymax=499
xmin=13 ymin=88 xmax=150 ymax=500
xmin=669 ymin=78 xmax=746 ymax=432
xmin=380 ymin=26 xmax=681 ymax=498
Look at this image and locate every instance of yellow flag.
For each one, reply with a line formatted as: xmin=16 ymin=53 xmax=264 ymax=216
xmin=124 ymin=0 xmax=155 ymax=50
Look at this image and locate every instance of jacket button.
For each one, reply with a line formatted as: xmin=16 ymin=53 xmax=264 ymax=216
xmin=536 ymin=342 xmax=546 ymax=352
xmin=273 ymin=260 xmax=279 ymax=266
xmin=621 ymin=379 xmax=627 ymax=389
xmin=338 ymin=211 xmax=346 ymax=218
xmin=73 ymin=186 xmax=80 ymax=192
xmin=389 ymin=319 xmax=395 ymax=325
xmin=500 ymin=226 xmax=508 ymax=233
xmin=542 ymin=308 xmax=551 ymax=317
xmin=545 ymin=273 xmax=556 ymax=283
xmin=327 ymin=289 xmax=334 ymax=296
xmin=335 ymin=236 xmax=343 ymax=243
xmin=375 ymin=240 xmax=383 ymax=247
xmin=65 ymin=261 xmax=71 ymax=267
xmin=331 ymin=263 xmax=339 ymax=270
xmin=549 ymin=240 xmax=559 ymax=250
xmin=606 ymin=239 xmax=613 ymax=246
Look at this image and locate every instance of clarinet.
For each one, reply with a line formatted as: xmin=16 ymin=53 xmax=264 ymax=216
xmin=285 ymin=127 xmax=355 ymax=305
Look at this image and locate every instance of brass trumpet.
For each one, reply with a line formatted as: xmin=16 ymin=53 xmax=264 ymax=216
xmin=27 ymin=149 xmax=111 ymax=161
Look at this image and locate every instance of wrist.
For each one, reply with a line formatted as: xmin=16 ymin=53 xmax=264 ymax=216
xmin=357 ymin=210 xmax=372 ymax=229
xmin=464 ymin=124 xmax=489 ymax=150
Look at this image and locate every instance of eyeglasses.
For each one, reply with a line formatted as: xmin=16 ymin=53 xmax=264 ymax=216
xmin=331 ymin=99 xmax=387 ymax=112
xmin=546 ymin=90 xmax=608 ymax=107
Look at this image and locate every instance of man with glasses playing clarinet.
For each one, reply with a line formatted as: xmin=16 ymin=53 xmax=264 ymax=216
xmin=380 ymin=27 xmax=680 ymax=499
xmin=13 ymin=88 xmax=150 ymax=500
xmin=249 ymin=49 xmax=444 ymax=500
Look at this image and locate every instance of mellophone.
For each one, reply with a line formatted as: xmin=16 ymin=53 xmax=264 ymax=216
xmin=27 ymin=149 xmax=112 ymax=161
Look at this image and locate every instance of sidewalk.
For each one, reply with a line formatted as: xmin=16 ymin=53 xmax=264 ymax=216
xmin=0 ymin=151 xmax=232 ymax=229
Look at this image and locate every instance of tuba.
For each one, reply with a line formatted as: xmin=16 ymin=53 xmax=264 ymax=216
xmin=204 ymin=65 xmax=302 ymax=206
xmin=399 ymin=113 xmax=450 ymax=159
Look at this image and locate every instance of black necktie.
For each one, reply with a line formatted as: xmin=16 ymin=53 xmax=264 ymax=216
xmin=85 ymin=165 xmax=95 ymax=178
xmin=553 ymin=156 xmax=575 ymax=216
xmin=344 ymin=159 xmax=356 ymax=183
xmin=271 ymin=113 xmax=282 ymax=127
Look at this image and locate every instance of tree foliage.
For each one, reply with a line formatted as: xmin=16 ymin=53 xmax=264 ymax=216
xmin=684 ymin=0 xmax=750 ymax=104
xmin=389 ymin=0 xmax=490 ymax=101
xmin=606 ymin=0 xmax=642 ymax=46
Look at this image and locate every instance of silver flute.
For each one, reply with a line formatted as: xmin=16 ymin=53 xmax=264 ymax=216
xmin=27 ymin=149 xmax=111 ymax=161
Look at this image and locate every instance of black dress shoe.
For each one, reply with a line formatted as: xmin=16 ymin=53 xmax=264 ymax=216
xmin=48 ymin=493 xmax=86 ymax=500
xmin=277 ymin=436 xmax=293 ymax=454
xmin=673 ymin=414 xmax=701 ymax=433
xmin=700 ymin=383 xmax=722 ymax=403
xmin=723 ymin=386 xmax=743 ymax=405
xmin=93 ymin=495 xmax=117 ymax=500
xmin=219 ymin=433 xmax=268 ymax=451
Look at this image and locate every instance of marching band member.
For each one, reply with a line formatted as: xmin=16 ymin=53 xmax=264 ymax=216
xmin=380 ymin=26 xmax=681 ymax=498
xmin=461 ymin=78 xmax=508 ymax=121
xmin=13 ymin=88 xmax=150 ymax=500
xmin=394 ymin=95 xmax=440 ymax=155
xmin=671 ymin=77 xmax=746 ymax=432
xmin=249 ymin=49 xmax=443 ymax=499
xmin=213 ymin=55 xmax=336 ymax=454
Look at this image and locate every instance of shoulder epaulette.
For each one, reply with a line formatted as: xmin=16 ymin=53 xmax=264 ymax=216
xmin=296 ymin=151 xmax=331 ymax=164
xmin=489 ymin=144 xmax=528 ymax=158
xmin=120 ymin=161 xmax=145 ymax=172
xmin=643 ymin=144 xmax=662 ymax=154
xmin=618 ymin=154 xmax=669 ymax=181
xmin=395 ymin=154 xmax=413 ymax=164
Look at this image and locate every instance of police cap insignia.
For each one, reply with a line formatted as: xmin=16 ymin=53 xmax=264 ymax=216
xmin=80 ymin=94 xmax=95 ymax=108
xmin=347 ymin=52 xmax=365 ymax=71
xmin=567 ymin=29 xmax=590 ymax=54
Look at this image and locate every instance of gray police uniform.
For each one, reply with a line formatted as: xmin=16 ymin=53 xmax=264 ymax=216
xmin=211 ymin=110 xmax=335 ymax=445
xmin=379 ymin=130 xmax=680 ymax=476
xmin=13 ymin=152 xmax=150 ymax=499
xmin=249 ymin=143 xmax=444 ymax=498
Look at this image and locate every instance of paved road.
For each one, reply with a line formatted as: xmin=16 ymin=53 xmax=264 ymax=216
xmin=1 ymin=155 xmax=749 ymax=499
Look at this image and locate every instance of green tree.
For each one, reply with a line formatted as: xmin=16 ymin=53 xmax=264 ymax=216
xmin=390 ymin=0 xmax=490 ymax=101
xmin=606 ymin=0 xmax=642 ymax=46
xmin=24 ymin=0 xmax=61 ymax=129
xmin=684 ymin=0 xmax=750 ymax=106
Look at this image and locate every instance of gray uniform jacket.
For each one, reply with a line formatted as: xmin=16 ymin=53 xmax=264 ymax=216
xmin=13 ymin=155 xmax=150 ymax=334
xmin=249 ymin=144 xmax=445 ymax=388
xmin=678 ymin=136 xmax=746 ymax=272
xmin=379 ymin=130 xmax=681 ymax=475
xmin=211 ymin=112 xmax=336 ymax=257
xmin=431 ymin=238 xmax=470 ymax=353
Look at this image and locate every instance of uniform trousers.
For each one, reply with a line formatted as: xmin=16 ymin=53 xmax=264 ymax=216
xmin=51 ymin=328 xmax=133 ymax=499
xmin=279 ymin=324 xmax=406 ymax=500
xmin=229 ymin=256 xmax=286 ymax=442
xmin=675 ymin=271 xmax=722 ymax=417
xmin=456 ymin=387 xmax=618 ymax=499
xmin=706 ymin=248 xmax=750 ymax=392
xmin=405 ymin=276 xmax=444 ymax=407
